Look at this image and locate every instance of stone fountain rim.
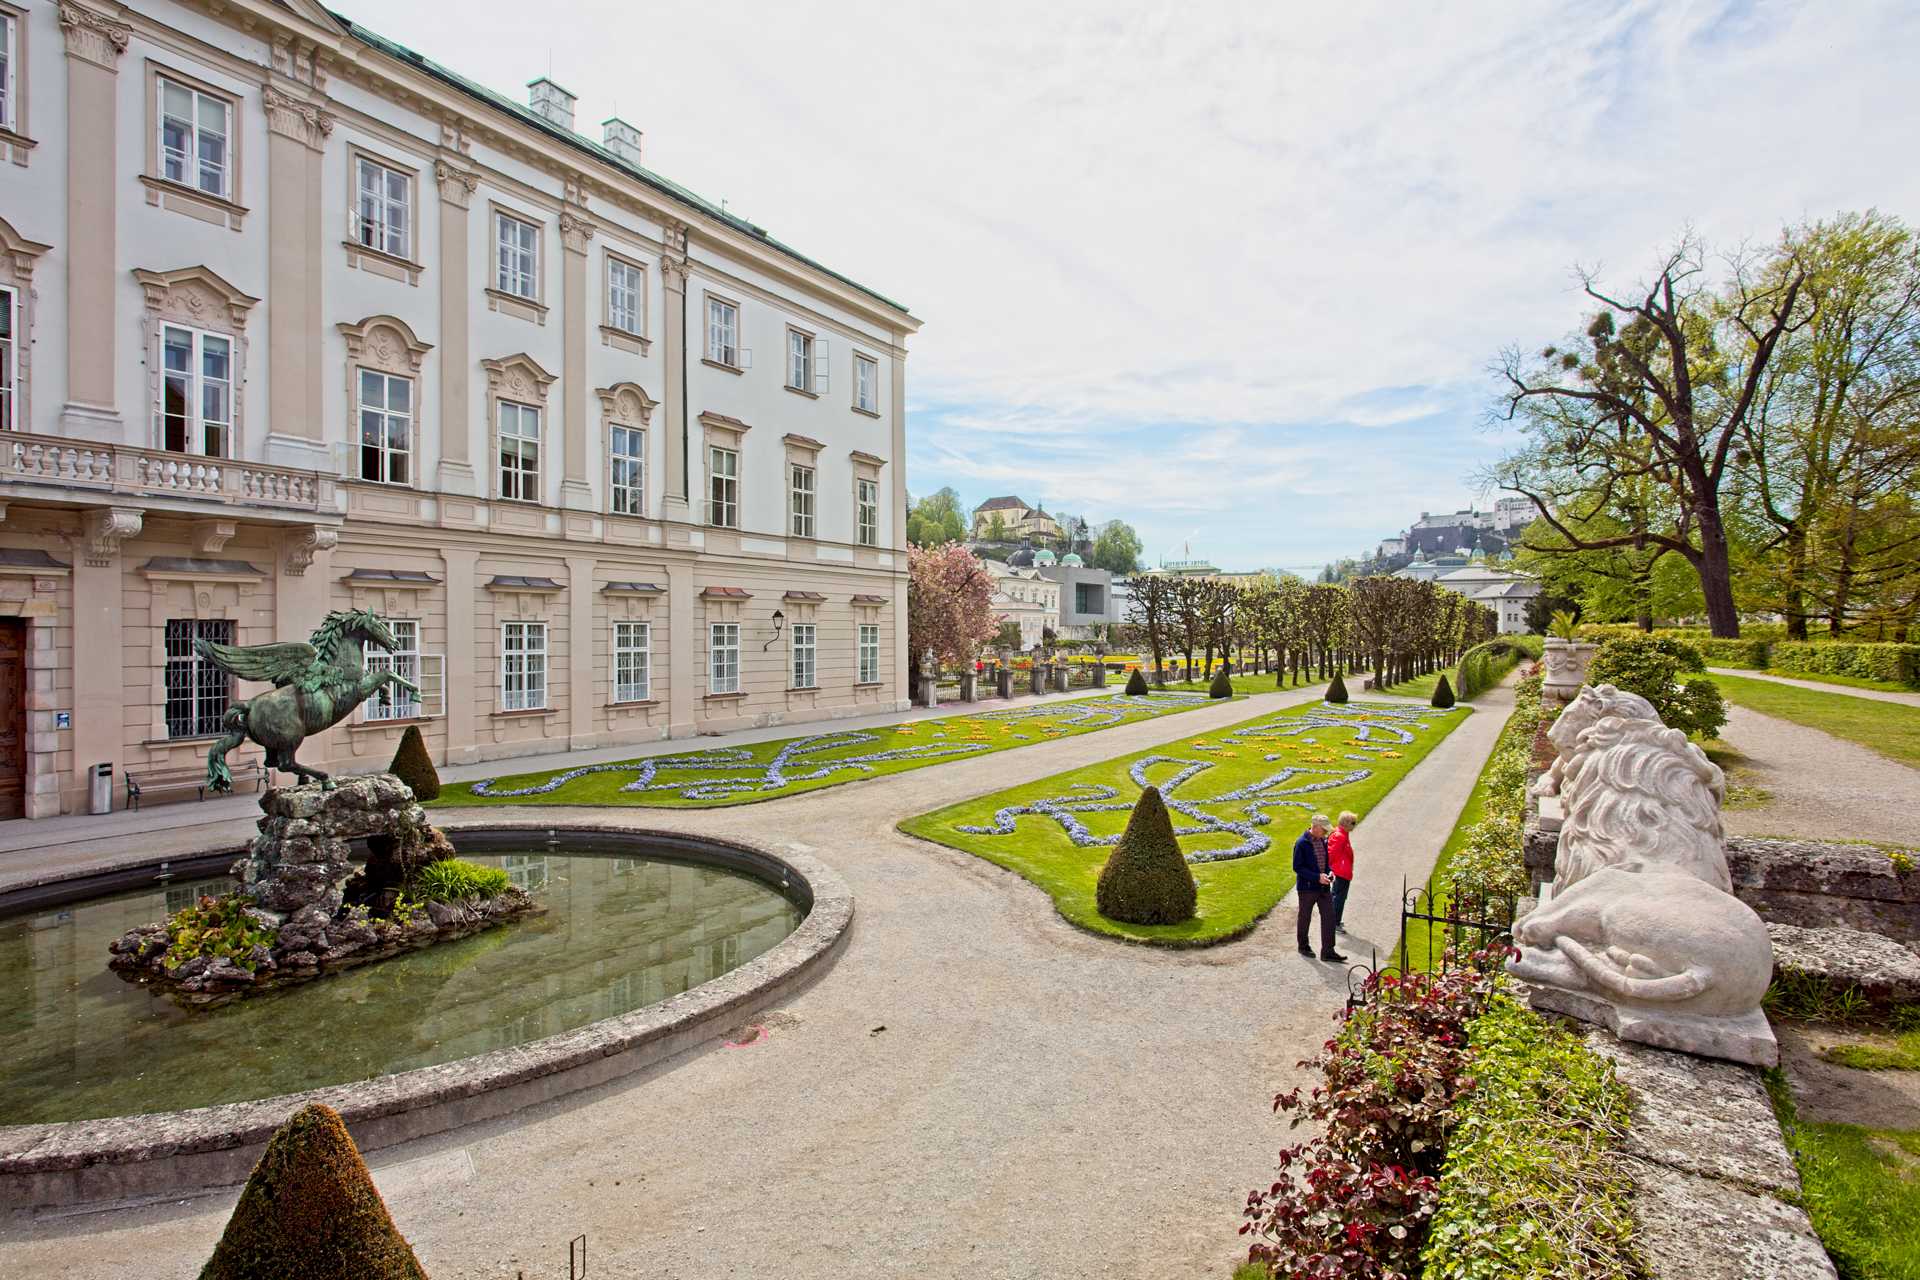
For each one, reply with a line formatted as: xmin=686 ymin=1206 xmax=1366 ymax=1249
xmin=0 ymin=822 xmax=853 ymax=1209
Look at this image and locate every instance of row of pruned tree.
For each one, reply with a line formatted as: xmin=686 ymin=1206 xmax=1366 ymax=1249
xmin=1124 ymin=575 xmax=1496 ymax=685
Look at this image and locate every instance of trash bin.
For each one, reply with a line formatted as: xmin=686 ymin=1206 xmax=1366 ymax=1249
xmin=89 ymin=762 xmax=112 ymax=815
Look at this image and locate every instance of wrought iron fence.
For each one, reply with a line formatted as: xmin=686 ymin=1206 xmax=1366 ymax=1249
xmin=1343 ymin=877 xmax=1519 ymax=1015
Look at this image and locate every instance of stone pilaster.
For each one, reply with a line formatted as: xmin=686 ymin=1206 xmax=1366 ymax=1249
xmin=659 ymin=220 xmax=691 ymax=524
xmin=558 ymin=209 xmax=595 ymax=511
xmin=435 ymin=159 xmax=478 ymax=494
xmin=263 ymin=82 xmax=335 ymax=470
xmin=440 ymin=547 xmax=479 ymax=763
xmin=58 ymin=2 xmax=131 ymax=440
xmin=566 ymin=555 xmax=596 ymax=747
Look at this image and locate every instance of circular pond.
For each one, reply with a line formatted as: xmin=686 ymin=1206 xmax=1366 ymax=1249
xmin=0 ymin=837 xmax=802 ymax=1124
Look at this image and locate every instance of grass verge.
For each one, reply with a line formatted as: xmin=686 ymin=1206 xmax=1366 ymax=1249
xmin=1712 ymin=673 xmax=1920 ymax=770
xmin=901 ymin=699 xmax=1468 ymax=946
xmin=433 ymin=690 xmax=1223 ymax=809
xmin=1819 ymin=1029 xmax=1920 ymax=1071
xmin=1767 ymin=1071 xmax=1920 ymax=1279
xmin=1378 ymin=670 xmax=1443 ymax=700
xmin=1157 ymin=671 xmax=1318 ymax=696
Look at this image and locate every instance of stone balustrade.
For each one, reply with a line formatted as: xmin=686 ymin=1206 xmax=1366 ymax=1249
xmin=1 ymin=431 xmax=335 ymax=513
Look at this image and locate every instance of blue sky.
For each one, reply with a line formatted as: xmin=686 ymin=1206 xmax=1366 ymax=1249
xmin=358 ymin=0 xmax=1920 ymax=573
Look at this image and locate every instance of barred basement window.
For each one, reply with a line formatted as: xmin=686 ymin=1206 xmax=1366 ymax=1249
xmin=791 ymin=622 xmax=817 ymax=689
xmin=164 ymin=618 xmax=233 ymax=738
xmin=501 ymin=620 xmax=548 ymax=710
xmin=614 ymin=621 xmax=650 ymax=702
xmin=858 ymin=623 xmax=880 ymax=684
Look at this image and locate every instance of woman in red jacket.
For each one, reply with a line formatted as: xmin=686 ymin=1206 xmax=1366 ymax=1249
xmin=1328 ymin=811 xmax=1358 ymax=933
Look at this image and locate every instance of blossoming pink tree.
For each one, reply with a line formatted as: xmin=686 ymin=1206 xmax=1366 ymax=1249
xmin=907 ymin=542 xmax=999 ymax=683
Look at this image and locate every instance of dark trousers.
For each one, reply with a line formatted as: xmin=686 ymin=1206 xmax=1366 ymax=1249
xmin=1332 ymin=876 xmax=1353 ymax=928
xmin=1297 ymin=886 xmax=1335 ymax=955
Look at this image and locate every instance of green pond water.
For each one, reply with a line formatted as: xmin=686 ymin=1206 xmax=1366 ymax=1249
xmin=0 ymin=851 xmax=801 ymax=1124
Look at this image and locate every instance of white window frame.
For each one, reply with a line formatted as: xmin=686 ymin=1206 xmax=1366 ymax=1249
xmin=497 ymin=400 xmax=541 ymax=502
xmin=709 ymin=621 xmax=740 ymax=694
xmin=789 ymin=622 xmax=818 ymax=690
xmin=854 ymin=353 xmax=879 ymax=413
xmin=706 ymin=295 xmax=739 ymax=366
xmin=0 ymin=12 xmax=16 ymax=136
xmin=158 ymin=323 xmax=234 ymax=457
xmin=364 ymin=619 xmax=422 ymax=720
xmin=0 ymin=284 xmax=15 ymax=433
xmin=353 ymin=154 xmax=413 ymax=260
xmin=708 ymin=445 xmax=739 ymax=528
xmin=609 ymin=423 xmax=645 ymax=516
xmin=606 ymin=255 xmax=644 ymax=335
xmin=158 ymin=74 xmax=231 ymax=199
xmin=494 ymin=210 xmax=539 ymax=300
xmin=500 ymin=621 xmax=548 ymax=711
xmin=789 ymin=463 xmax=816 ymax=539
xmin=858 ymin=623 xmax=881 ymax=685
xmin=787 ymin=327 xmax=814 ymax=393
xmin=856 ymin=477 xmax=879 ymax=548
xmin=356 ymin=367 xmax=414 ymax=486
xmin=614 ymin=621 xmax=651 ymax=703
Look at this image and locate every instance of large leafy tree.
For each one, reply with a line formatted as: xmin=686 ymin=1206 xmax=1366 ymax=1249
xmin=1495 ymin=235 xmax=1810 ymax=637
xmin=906 ymin=543 xmax=997 ymax=682
xmin=906 ymin=488 xmax=967 ymax=548
xmin=1125 ymin=575 xmax=1179 ymax=677
xmin=1090 ymin=520 xmax=1145 ymax=574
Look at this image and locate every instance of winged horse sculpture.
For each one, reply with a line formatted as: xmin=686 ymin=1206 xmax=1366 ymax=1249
xmin=198 ymin=608 xmax=419 ymax=791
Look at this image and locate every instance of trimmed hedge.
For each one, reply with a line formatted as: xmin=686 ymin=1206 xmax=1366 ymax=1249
xmin=1419 ymin=995 xmax=1636 ymax=1280
xmin=1124 ymin=668 xmax=1150 ymax=696
xmin=388 ymin=724 xmax=441 ymax=801
xmin=1454 ymin=636 xmax=1542 ymax=701
xmin=1431 ymin=673 xmax=1455 ymax=708
xmin=1771 ymin=640 xmax=1920 ymax=687
xmin=1326 ymin=671 xmax=1349 ymax=704
xmin=1208 ymin=667 xmax=1233 ymax=699
xmin=1587 ymin=636 xmax=1726 ymax=738
xmin=1095 ymin=786 xmax=1196 ymax=925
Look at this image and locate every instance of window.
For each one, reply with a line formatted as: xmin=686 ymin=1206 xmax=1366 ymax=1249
xmin=364 ymin=620 xmax=421 ymax=720
xmin=856 ymin=477 xmax=879 ymax=547
xmin=0 ymin=285 xmax=13 ymax=432
xmin=1075 ymin=583 xmax=1103 ymax=615
xmin=789 ymin=464 xmax=816 ymax=538
xmin=709 ymin=622 xmax=740 ymax=694
xmin=607 ymin=257 xmax=643 ymax=335
xmin=354 ymin=155 xmax=412 ymax=259
xmin=357 ymin=369 xmax=412 ymax=485
xmin=855 ymin=353 xmax=879 ymax=413
xmin=791 ymin=622 xmax=817 ymax=689
xmin=706 ymin=296 xmax=738 ymax=365
xmin=160 ymin=324 xmax=232 ymax=456
xmin=498 ymin=401 xmax=541 ymax=501
xmin=0 ymin=13 xmax=15 ymax=134
xmin=495 ymin=211 xmax=539 ymax=299
xmin=164 ymin=619 xmax=233 ymax=737
xmin=501 ymin=621 xmax=548 ymax=711
xmin=708 ymin=445 xmax=738 ymax=527
xmin=614 ymin=621 xmax=650 ymax=702
xmin=787 ymin=328 xmax=814 ymax=393
xmin=610 ymin=424 xmax=645 ymax=516
xmin=159 ymin=76 xmax=230 ymax=198
xmin=858 ymin=623 xmax=880 ymax=685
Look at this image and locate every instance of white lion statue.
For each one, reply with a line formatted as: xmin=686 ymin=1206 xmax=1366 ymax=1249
xmin=1509 ymin=683 xmax=1776 ymax=1066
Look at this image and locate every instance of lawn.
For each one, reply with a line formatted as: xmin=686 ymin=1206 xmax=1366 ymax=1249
xmin=433 ymin=689 xmax=1222 ymax=809
xmin=1377 ymin=670 xmax=1442 ymax=700
xmin=1711 ymin=673 xmax=1920 ymax=770
xmin=900 ymin=699 xmax=1470 ymax=946
xmin=1158 ymin=671 xmax=1323 ymax=696
xmin=1769 ymin=1075 xmax=1920 ymax=1280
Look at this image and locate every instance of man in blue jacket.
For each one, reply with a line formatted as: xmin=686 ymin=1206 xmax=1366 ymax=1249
xmin=1293 ymin=814 xmax=1346 ymax=962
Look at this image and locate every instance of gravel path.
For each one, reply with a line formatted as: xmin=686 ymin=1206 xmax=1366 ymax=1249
xmin=1717 ymin=704 xmax=1920 ymax=845
xmin=0 ymin=680 xmax=1514 ymax=1278
xmin=1709 ymin=667 xmax=1920 ymax=708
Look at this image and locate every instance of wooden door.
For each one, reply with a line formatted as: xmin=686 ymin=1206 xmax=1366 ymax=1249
xmin=0 ymin=620 xmax=25 ymax=821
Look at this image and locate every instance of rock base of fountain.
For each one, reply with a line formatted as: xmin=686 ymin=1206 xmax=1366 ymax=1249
xmin=108 ymin=774 xmax=539 ymax=1007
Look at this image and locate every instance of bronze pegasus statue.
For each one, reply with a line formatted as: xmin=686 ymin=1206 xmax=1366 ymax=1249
xmin=198 ymin=608 xmax=419 ymax=791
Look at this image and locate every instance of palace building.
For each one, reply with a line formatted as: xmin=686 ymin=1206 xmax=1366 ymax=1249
xmin=0 ymin=0 xmax=919 ymax=818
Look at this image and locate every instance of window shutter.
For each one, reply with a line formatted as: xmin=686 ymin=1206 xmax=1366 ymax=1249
xmin=813 ymin=337 xmax=830 ymax=394
xmin=737 ymin=346 xmax=753 ymax=369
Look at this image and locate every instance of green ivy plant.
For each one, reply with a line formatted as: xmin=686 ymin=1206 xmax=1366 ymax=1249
xmin=164 ymin=894 xmax=280 ymax=972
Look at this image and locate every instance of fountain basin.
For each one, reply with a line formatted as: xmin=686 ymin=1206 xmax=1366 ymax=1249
xmin=0 ymin=826 xmax=851 ymax=1208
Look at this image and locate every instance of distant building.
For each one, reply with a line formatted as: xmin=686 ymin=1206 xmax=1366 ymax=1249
xmin=972 ymin=497 xmax=1063 ymax=543
xmin=1417 ymin=565 xmax=1542 ymax=634
xmin=981 ymin=559 xmax=1060 ymax=648
xmin=1036 ymin=560 xmax=1113 ymax=640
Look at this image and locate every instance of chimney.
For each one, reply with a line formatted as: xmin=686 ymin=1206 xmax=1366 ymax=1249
xmin=527 ymin=77 xmax=577 ymax=131
xmin=602 ymin=117 xmax=644 ymax=166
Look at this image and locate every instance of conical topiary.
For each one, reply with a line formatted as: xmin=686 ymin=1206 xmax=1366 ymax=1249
xmin=1096 ymin=786 xmax=1198 ymax=925
xmin=1208 ymin=666 xmax=1233 ymax=699
xmin=1326 ymin=671 xmax=1349 ymax=703
xmin=200 ymin=1104 xmax=428 ymax=1280
xmin=388 ymin=724 xmax=440 ymax=801
xmin=1125 ymin=668 xmax=1150 ymax=696
xmin=1431 ymin=672 xmax=1456 ymax=708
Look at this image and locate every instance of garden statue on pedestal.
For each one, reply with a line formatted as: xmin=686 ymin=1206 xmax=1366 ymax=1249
xmin=1508 ymin=683 xmax=1777 ymax=1066
xmin=199 ymin=608 xmax=420 ymax=791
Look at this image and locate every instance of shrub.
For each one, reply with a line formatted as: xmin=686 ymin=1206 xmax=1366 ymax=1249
xmin=1209 ymin=667 xmax=1234 ymax=699
xmin=1095 ymin=786 xmax=1197 ymax=925
xmin=1455 ymin=637 xmax=1542 ymax=701
xmin=1444 ymin=673 xmax=1546 ymax=902
xmin=1770 ymin=640 xmax=1920 ymax=687
xmin=387 ymin=724 xmax=441 ymax=801
xmin=165 ymin=893 xmax=278 ymax=973
xmin=1326 ymin=670 xmax=1350 ymax=704
xmin=1419 ymin=994 xmax=1637 ymax=1280
xmin=1124 ymin=668 xmax=1149 ymax=696
xmin=1431 ymin=673 xmax=1455 ymax=708
xmin=200 ymin=1103 xmax=427 ymax=1280
xmin=1693 ymin=636 xmax=1771 ymax=669
xmin=410 ymin=857 xmax=511 ymax=902
xmin=1586 ymin=636 xmax=1726 ymax=737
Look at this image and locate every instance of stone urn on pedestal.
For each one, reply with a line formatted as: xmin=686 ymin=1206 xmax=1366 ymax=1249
xmin=1091 ymin=643 xmax=1108 ymax=688
xmin=1540 ymin=637 xmax=1601 ymax=707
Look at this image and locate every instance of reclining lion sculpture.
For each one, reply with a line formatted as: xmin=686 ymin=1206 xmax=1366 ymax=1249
xmin=1508 ymin=683 xmax=1777 ymax=1065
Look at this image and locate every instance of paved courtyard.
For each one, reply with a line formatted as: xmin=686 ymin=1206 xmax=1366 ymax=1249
xmin=0 ymin=681 xmax=1511 ymax=1278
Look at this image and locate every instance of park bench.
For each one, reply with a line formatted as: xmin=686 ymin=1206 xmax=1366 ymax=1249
xmin=125 ymin=761 xmax=267 ymax=810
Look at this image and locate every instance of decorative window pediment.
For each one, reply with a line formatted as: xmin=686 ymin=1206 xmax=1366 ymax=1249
xmin=481 ymin=352 xmax=556 ymax=404
xmin=134 ymin=265 xmax=260 ymax=331
xmin=339 ymin=314 xmax=432 ymax=373
xmin=596 ymin=381 xmax=655 ymax=426
xmin=0 ymin=216 xmax=51 ymax=284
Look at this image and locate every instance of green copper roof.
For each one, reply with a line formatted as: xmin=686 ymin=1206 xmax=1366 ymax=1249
xmin=330 ymin=13 xmax=913 ymax=318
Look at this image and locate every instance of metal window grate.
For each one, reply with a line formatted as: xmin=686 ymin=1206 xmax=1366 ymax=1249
xmin=164 ymin=618 xmax=233 ymax=737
